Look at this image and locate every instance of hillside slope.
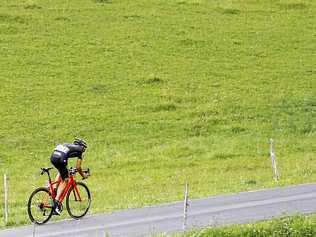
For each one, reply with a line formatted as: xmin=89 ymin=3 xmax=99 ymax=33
xmin=0 ymin=0 xmax=315 ymax=227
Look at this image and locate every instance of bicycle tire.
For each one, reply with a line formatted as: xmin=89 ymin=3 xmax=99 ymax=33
xmin=66 ymin=182 xmax=91 ymax=219
xmin=27 ymin=187 xmax=53 ymax=225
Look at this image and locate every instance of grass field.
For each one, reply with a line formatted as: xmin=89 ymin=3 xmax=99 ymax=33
xmin=0 ymin=0 xmax=315 ymax=227
xmin=176 ymin=215 xmax=316 ymax=237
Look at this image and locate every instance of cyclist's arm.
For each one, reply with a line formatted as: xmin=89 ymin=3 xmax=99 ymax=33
xmin=76 ymin=157 xmax=87 ymax=178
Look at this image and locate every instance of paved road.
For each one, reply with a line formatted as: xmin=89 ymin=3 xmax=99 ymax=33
xmin=1 ymin=183 xmax=316 ymax=237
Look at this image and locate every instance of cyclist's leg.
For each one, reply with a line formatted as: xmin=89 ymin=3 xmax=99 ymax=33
xmin=51 ymin=156 xmax=69 ymax=202
xmin=55 ymin=177 xmax=68 ymax=202
xmin=53 ymin=174 xmax=59 ymax=190
xmin=51 ymin=155 xmax=61 ymax=191
xmin=53 ymin=165 xmax=68 ymax=215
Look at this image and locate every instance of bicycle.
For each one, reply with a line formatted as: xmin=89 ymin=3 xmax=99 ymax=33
xmin=27 ymin=167 xmax=91 ymax=224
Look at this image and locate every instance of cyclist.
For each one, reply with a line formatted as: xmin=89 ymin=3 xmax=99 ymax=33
xmin=50 ymin=138 xmax=88 ymax=215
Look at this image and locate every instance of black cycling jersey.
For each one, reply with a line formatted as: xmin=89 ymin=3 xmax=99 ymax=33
xmin=50 ymin=143 xmax=85 ymax=180
xmin=52 ymin=143 xmax=85 ymax=160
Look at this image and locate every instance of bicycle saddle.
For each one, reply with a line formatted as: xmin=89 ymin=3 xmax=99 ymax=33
xmin=40 ymin=167 xmax=54 ymax=175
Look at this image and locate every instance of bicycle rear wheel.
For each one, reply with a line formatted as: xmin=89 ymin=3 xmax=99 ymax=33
xmin=66 ymin=182 xmax=91 ymax=219
xmin=27 ymin=187 xmax=53 ymax=224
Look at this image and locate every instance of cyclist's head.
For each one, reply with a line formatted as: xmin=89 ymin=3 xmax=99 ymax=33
xmin=74 ymin=138 xmax=88 ymax=150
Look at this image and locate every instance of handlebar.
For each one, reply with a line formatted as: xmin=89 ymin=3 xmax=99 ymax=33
xmin=69 ymin=167 xmax=91 ymax=179
xmin=68 ymin=167 xmax=77 ymax=175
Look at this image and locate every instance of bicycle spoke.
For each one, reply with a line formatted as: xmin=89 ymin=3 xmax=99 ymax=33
xmin=28 ymin=188 xmax=53 ymax=224
xmin=66 ymin=182 xmax=91 ymax=219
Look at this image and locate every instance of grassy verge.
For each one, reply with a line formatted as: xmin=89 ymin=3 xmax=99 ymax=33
xmin=180 ymin=215 xmax=316 ymax=237
xmin=0 ymin=0 xmax=315 ymax=227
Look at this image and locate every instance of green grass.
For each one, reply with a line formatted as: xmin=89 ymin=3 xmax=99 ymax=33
xmin=0 ymin=0 xmax=315 ymax=227
xmin=175 ymin=215 xmax=316 ymax=237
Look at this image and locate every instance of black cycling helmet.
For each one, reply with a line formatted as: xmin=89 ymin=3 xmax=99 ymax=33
xmin=74 ymin=138 xmax=88 ymax=148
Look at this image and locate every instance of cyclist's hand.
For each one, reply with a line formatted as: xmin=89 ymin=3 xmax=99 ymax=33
xmin=82 ymin=170 xmax=90 ymax=180
xmin=82 ymin=173 xmax=89 ymax=180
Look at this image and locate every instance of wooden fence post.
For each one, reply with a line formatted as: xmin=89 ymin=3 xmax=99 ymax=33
xmin=4 ymin=174 xmax=8 ymax=224
xmin=183 ymin=181 xmax=189 ymax=231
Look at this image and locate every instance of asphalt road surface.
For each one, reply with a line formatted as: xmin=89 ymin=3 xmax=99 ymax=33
xmin=1 ymin=183 xmax=316 ymax=237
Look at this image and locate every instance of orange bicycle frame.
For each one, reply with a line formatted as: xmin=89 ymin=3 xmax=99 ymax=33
xmin=43 ymin=171 xmax=82 ymax=208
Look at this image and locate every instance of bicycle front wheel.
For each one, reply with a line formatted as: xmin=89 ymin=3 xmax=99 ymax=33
xmin=27 ymin=187 xmax=53 ymax=225
xmin=66 ymin=182 xmax=91 ymax=219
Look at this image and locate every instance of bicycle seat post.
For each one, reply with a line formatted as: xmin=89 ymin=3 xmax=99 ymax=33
xmin=47 ymin=169 xmax=52 ymax=184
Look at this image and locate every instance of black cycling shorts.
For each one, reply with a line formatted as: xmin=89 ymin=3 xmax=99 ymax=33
xmin=51 ymin=154 xmax=68 ymax=180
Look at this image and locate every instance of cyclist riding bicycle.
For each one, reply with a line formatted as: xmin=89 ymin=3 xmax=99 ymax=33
xmin=50 ymin=138 xmax=88 ymax=215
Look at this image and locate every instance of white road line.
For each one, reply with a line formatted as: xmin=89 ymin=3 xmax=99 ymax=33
xmin=32 ymin=191 xmax=316 ymax=237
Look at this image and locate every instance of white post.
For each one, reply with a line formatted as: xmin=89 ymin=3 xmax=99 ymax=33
xmin=4 ymin=174 xmax=8 ymax=224
xmin=33 ymin=223 xmax=36 ymax=237
xmin=183 ymin=181 xmax=189 ymax=231
xmin=269 ymin=139 xmax=280 ymax=181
